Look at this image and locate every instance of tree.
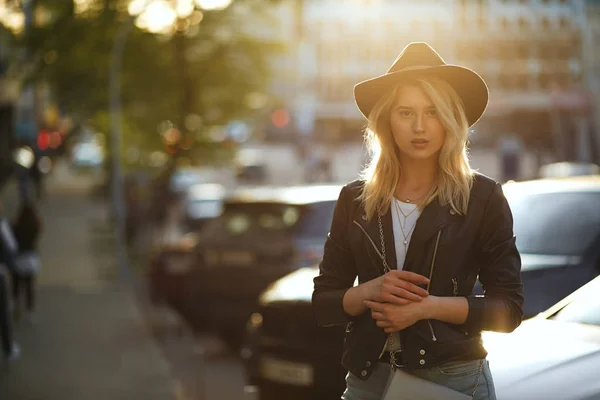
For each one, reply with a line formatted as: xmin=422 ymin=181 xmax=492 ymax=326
xmin=13 ymin=0 xmax=286 ymax=164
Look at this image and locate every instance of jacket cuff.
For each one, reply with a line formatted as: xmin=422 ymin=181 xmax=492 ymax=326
xmin=315 ymin=287 xmax=370 ymax=327
xmin=461 ymin=295 xmax=486 ymax=334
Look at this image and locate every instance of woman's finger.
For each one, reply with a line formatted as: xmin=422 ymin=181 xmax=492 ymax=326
xmin=388 ymin=270 xmax=430 ymax=285
xmin=371 ymin=310 xmax=386 ymax=320
xmin=383 ymin=285 xmax=422 ymax=302
xmin=381 ymin=293 xmax=411 ymax=305
xmin=364 ymin=300 xmax=385 ymax=312
xmin=376 ymin=320 xmax=392 ymax=328
xmin=390 ymin=279 xmax=429 ymax=298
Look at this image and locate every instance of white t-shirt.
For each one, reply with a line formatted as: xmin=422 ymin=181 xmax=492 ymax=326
xmin=385 ymin=199 xmax=421 ymax=353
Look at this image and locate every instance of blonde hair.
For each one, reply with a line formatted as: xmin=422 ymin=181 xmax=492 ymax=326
xmin=359 ymin=76 xmax=474 ymax=220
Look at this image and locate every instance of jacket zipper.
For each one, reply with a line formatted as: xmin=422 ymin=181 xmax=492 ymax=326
xmin=452 ymin=278 xmax=459 ymax=296
xmin=352 ymin=220 xmax=384 ymax=261
xmin=426 ymin=231 xmax=442 ymax=342
xmin=353 ymin=220 xmax=391 ymax=359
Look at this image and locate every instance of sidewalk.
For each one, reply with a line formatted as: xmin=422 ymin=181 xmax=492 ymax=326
xmin=0 ymin=168 xmax=181 ymax=400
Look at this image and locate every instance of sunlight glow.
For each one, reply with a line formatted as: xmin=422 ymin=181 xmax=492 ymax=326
xmin=135 ymin=1 xmax=177 ymax=34
xmin=74 ymin=0 xmax=94 ymax=15
xmin=175 ymin=0 xmax=195 ymax=18
xmin=0 ymin=5 xmax=24 ymax=34
xmin=195 ymin=0 xmax=232 ymax=11
xmin=127 ymin=0 xmax=147 ymax=16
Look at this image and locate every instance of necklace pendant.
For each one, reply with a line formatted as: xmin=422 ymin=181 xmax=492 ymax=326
xmin=403 ymin=240 xmax=408 ymax=245
xmin=406 ymin=199 xmax=411 ymax=203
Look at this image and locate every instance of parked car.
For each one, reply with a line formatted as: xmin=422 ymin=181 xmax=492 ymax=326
xmin=500 ymin=175 xmax=600 ymax=317
xmin=241 ymin=176 xmax=600 ymax=397
xmin=182 ymin=183 xmax=226 ymax=231
xmin=484 ymin=274 xmax=600 ymax=399
xmin=241 ymin=266 xmax=346 ymax=400
xmin=539 ymin=162 xmax=600 ymax=179
xmin=147 ymin=235 xmax=200 ymax=330
xmin=186 ymin=184 xmax=342 ymax=347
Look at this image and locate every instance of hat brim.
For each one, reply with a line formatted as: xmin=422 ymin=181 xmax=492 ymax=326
xmin=353 ymin=65 xmax=489 ymax=127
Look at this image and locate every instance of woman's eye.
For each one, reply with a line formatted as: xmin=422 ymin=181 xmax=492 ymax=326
xmin=399 ymin=111 xmax=413 ymax=117
xmin=426 ymin=109 xmax=437 ymax=117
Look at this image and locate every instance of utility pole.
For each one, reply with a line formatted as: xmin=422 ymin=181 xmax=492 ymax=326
xmin=110 ymin=16 xmax=136 ymax=285
xmin=574 ymin=0 xmax=597 ymax=163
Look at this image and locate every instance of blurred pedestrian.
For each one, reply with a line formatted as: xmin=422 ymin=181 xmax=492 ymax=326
xmin=313 ymin=42 xmax=523 ymax=400
xmin=11 ymin=201 xmax=43 ymax=321
xmin=154 ymin=195 xmax=185 ymax=247
xmin=124 ymin=176 xmax=142 ymax=247
xmin=0 ymin=199 xmax=20 ymax=363
xmin=30 ymin=155 xmax=44 ymax=201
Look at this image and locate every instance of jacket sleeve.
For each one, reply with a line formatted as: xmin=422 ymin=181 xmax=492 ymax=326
xmin=312 ymin=185 xmax=359 ymax=327
xmin=462 ymin=183 xmax=524 ymax=334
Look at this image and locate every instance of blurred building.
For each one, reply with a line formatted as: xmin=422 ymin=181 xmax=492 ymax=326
xmin=263 ymin=0 xmax=599 ymax=178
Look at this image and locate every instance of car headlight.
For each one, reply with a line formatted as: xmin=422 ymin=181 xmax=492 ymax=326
xmin=247 ymin=312 xmax=263 ymax=330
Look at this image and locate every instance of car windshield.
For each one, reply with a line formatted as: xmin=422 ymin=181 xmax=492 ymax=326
xmin=506 ymin=191 xmax=600 ymax=255
xmin=200 ymin=201 xmax=335 ymax=238
xmin=188 ymin=199 xmax=223 ymax=219
xmin=551 ymin=277 xmax=600 ymax=325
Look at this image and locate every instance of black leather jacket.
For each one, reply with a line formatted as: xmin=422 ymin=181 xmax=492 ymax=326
xmin=312 ymin=173 xmax=523 ymax=380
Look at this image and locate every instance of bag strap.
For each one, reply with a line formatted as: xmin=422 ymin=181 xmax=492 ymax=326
xmin=376 ymin=212 xmax=483 ymax=399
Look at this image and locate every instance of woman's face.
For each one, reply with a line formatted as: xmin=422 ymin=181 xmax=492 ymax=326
xmin=389 ymin=84 xmax=446 ymax=163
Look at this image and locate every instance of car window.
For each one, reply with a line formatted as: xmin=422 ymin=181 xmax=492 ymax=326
xmin=200 ymin=200 xmax=336 ymax=239
xmin=551 ymin=278 xmax=600 ymax=325
xmin=294 ymin=201 xmax=336 ymax=238
xmin=188 ymin=199 xmax=223 ymax=219
xmin=201 ymin=202 xmax=305 ymax=236
xmin=507 ymin=191 xmax=600 ymax=255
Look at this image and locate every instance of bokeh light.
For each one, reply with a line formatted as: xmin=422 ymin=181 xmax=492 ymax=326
xmin=194 ymin=0 xmax=232 ymax=11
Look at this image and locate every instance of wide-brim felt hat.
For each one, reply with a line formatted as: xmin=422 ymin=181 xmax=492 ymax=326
xmin=353 ymin=42 xmax=489 ymax=127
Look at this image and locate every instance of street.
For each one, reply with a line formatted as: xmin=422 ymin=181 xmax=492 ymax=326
xmin=0 ymin=166 xmax=256 ymax=400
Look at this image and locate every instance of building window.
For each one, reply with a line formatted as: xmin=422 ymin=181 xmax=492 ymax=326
xmin=538 ymin=43 xmax=554 ymax=60
xmin=555 ymin=74 xmax=570 ymax=89
xmin=518 ymin=17 xmax=529 ymax=31
xmin=538 ymin=73 xmax=551 ymax=89
xmin=515 ymin=74 xmax=529 ymax=90
xmin=517 ymin=43 xmax=529 ymax=59
xmin=541 ymin=17 xmax=550 ymax=31
xmin=498 ymin=73 xmax=515 ymax=90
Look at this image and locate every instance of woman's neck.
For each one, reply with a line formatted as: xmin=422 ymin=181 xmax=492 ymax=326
xmin=397 ymin=158 xmax=438 ymax=193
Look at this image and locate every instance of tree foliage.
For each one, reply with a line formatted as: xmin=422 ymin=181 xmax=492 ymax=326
xmin=14 ymin=0 xmax=286 ymax=162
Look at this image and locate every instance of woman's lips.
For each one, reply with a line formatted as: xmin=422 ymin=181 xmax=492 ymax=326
xmin=411 ymin=139 xmax=429 ymax=148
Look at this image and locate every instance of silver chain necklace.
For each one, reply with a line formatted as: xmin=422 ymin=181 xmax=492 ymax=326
xmin=395 ymin=198 xmax=418 ymax=228
xmin=394 ymin=200 xmax=418 ymax=250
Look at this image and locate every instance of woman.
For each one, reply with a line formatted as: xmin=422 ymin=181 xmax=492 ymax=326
xmin=12 ymin=201 xmax=43 ymax=319
xmin=312 ymin=42 xmax=523 ymax=400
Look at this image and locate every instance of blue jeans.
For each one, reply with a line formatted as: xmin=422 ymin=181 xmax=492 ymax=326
xmin=342 ymin=359 xmax=496 ymax=400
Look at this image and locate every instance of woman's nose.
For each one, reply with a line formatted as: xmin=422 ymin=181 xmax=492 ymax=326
xmin=413 ymin=115 xmax=425 ymax=133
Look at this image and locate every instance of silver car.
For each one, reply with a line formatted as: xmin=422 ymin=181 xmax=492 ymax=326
xmin=484 ymin=274 xmax=600 ymax=399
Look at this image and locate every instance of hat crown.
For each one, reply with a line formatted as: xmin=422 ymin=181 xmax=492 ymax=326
xmin=387 ymin=42 xmax=446 ymax=74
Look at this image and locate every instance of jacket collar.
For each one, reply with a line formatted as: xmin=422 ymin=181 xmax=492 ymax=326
xmin=358 ymin=197 xmax=457 ymax=273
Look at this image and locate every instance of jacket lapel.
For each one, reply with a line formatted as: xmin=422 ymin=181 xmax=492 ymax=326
xmin=356 ymin=206 xmax=397 ymax=273
xmin=355 ymin=199 xmax=455 ymax=275
xmin=404 ymin=199 xmax=455 ymax=274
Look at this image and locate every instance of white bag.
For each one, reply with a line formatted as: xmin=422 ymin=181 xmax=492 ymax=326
xmin=15 ymin=251 xmax=41 ymax=276
xmin=382 ymin=368 xmax=472 ymax=400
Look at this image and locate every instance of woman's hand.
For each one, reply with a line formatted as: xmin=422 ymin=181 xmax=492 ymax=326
xmin=362 ymin=270 xmax=430 ymax=306
xmin=364 ymin=298 xmax=432 ymax=333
